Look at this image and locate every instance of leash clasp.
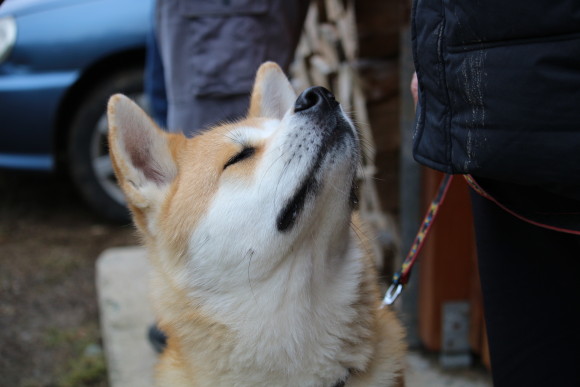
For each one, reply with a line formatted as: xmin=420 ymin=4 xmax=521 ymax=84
xmin=382 ymin=283 xmax=403 ymax=306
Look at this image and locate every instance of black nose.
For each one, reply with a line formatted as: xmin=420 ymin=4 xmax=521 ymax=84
xmin=294 ymin=86 xmax=338 ymax=113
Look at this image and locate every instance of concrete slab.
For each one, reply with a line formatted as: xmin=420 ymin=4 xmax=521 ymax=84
xmin=96 ymin=246 xmax=492 ymax=387
xmin=96 ymin=247 xmax=157 ymax=387
xmin=406 ymin=352 xmax=491 ymax=387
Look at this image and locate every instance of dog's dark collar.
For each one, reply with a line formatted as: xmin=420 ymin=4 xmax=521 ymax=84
xmin=332 ymin=368 xmax=353 ymax=387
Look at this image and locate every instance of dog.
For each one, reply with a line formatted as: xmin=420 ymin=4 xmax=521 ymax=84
xmin=107 ymin=62 xmax=405 ymax=386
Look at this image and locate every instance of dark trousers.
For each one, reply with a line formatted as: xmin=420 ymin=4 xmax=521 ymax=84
xmin=470 ymin=190 xmax=580 ymax=386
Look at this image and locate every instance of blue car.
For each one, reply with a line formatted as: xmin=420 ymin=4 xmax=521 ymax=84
xmin=0 ymin=0 xmax=153 ymax=222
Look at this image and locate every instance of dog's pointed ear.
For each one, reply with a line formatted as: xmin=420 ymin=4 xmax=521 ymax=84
xmin=107 ymin=94 xmax=178 ymax=210
xmin=248 ymin=62 xmax=297 ymax=119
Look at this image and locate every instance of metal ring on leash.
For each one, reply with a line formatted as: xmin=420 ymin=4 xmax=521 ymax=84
xmin=382 ymin=283 xmax=403 ymax=306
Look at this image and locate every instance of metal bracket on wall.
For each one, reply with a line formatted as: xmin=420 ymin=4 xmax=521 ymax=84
xmin=440 ymin=301 xmax=472 ymax=368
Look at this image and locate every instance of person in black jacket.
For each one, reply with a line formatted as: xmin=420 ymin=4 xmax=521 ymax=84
xmin=411 ymin=1 xmax=580 ymax=386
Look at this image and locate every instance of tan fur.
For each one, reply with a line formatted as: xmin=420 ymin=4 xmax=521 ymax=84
xmin=108 ymin=62 xmax=405 ymax=386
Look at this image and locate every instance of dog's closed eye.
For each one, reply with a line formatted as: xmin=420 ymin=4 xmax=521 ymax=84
xmin=224 ymin=147 xmax=256 ymax=170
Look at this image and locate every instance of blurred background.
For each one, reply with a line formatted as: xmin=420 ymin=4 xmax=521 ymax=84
xmin=0 ymin=0 xmax=490 ymax=385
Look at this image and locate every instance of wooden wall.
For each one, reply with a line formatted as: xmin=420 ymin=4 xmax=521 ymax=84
xmin=291 ymin=0 xmax=405 ymax=270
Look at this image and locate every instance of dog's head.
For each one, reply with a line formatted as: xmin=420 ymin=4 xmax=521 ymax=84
xmin=108 ymin=62 xmax=360 ymax=303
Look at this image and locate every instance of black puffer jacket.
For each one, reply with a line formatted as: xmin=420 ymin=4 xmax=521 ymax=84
xmin=412 ymin=0 xmax=580 ymax=200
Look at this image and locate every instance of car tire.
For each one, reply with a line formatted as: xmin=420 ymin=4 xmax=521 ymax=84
xmin=68 ymin=67 xmax=146 ymax=223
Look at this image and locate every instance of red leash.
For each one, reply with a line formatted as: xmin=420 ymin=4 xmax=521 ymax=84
xmin=383 ymin=174 xmax=454 ymax=306
xmin=383 ymin=173 xmax=580 ymax=306
xmin=463 ymin=175 xmax=580 ymax=236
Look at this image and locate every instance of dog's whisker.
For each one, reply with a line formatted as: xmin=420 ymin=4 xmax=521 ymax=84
xmin=274 ymin=153 xmax=294 ymax=207
xmin=245 ymin=248 xmax=258 ymax=305
xmin=327 ymin=180 xmax=350 ymax=196
xmin=258 ymin=149 xmax=288 ymax=195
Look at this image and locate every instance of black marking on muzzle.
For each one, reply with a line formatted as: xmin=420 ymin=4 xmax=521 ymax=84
xmin=276 ymin=176 xmax=318 ymax=232
xmin=276 ymin=110 xmax=357 ymax=233
xmin=349 ymin=177 xmax=359 ymax=209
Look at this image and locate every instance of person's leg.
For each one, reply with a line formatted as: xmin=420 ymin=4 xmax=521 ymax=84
xmin=144 ymin=0 xmax=168 ymax=128
xmin=155 ymin=0 xmax=309 ymax=136
xmin=168 ymin=94 xmax=249 ymax=135
xmin=471 ymin=190 xmax=580 ymax=386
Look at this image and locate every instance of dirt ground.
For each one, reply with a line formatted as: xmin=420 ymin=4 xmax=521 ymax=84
xmin=0 ymin=170 xmax=137 ymax=387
